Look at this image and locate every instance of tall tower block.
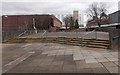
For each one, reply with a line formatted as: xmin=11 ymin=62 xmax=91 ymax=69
xmin=73 ymin=10 xmax=79 ymax=22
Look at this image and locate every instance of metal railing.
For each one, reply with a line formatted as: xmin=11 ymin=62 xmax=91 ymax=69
xmin=80 ymin=29 xmax=96 ymax=46
xmin=41 ymin=30 xmax=47 ymax=37
xmin=17 ymin=31 xmax=27 ymax=37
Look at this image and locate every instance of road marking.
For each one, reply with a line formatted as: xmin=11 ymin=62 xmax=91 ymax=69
xmin=3 ymin=51 xmax=35 ymax=73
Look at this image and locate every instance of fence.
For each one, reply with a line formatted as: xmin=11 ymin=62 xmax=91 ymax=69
xmin=2 ymin=27 xmax=48 ymax=42
xmin=2 ymin=26 xmax=111 ymax=42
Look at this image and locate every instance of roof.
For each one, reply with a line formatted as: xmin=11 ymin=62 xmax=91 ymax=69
xmin=2 ymin=14 xmax=51 ymax=16
xmin=109 ymin=10 xmax=120 ymax=15
xmin=50 ymin=15 xmax=62 ymax=24
xmin=90 ymin=23 xmax=120 ymax=28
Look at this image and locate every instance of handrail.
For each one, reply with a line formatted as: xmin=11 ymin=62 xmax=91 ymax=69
xmin=81 ymin=30 xmax=95 ymax=38
xmin=41 ymin=30 xmax=47 ymax=37
xmin=112 ymin=36 xmax=120 ymax=40
xmin=18 ymin=31 xmax=27 ymax=37
xmin=80 ymin=30 xmax=95 ymax=46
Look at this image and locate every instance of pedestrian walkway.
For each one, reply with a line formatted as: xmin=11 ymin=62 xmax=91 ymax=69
xmin=2 ymin=43 xmax=119 ymax=73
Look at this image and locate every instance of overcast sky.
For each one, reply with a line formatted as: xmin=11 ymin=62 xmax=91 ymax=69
xmin=1 ymin=0 xmax=120 ymax=25
xmin=2 ymin=0 xmax=119 ymax=15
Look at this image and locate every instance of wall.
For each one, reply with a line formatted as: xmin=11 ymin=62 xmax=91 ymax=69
xmin=53 ymin=19 xmax=62 ymax=28
xmin=50 ymin=15 xmax=62 ymax=32
xmin=2 ymin=15 xmax=62 ymax=42
xmin=109 ymin=10 xmax=120 ymax=24
xmin=109 ymin=29 xmax=120 ymax=50
xmin=2 ymin=15 xmax=52 ymax=30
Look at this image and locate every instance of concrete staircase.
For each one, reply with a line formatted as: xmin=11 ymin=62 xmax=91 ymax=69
xmin=6 ymin=36 xmax=110 ymax=49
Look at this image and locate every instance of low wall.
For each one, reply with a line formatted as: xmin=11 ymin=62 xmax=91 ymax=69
xmin=109 ymin=29 xmax=120 ymax=50
xmin=2 ymin=30 xmax=47 ymax=42
xmin=7 ymin=37 xmax=110 ymax=49
xmin=2 ymin=30 xmax=23 ymax=42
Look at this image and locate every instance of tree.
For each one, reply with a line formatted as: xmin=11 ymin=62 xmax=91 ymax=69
xmin=69 ymin=16 xmax=74 ymax=30
xmin=86 ymin=2 xmax=109 ymax=27
xmin=63 ymin=15 xmax=70 ymax=30
xmin=74 ymin=20 xmax=79 ymax=28
xmin=63 ymin=15 xmax=74 ymax=30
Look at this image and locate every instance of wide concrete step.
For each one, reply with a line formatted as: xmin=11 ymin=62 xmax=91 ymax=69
xmin=89 ymin=42 xmax=110 ymax=46
xmin=6 ymin=36 xmax=110 ymax=49
xmin=93 ymin=40 xmax=109 ymax=43
xmin=87 ymin=45 xmax=109 ymax=49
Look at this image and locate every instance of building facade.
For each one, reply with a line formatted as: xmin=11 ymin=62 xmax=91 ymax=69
xmin=2 ymin=15 xmax=62 ymax=32
xmin=73 ymin=11 xmax=79 ymax=22
xmin=108 ymin=10 xmax=120 ymax=24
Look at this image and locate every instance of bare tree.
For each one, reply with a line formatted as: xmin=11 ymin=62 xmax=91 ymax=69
xmin=86 ymin=2 xmax=109 ymax=27
xmin=63 ymin=15 xmax=74 ymax=30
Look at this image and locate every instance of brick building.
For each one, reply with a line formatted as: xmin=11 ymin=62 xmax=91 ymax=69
xmin=2 ymin=15 xmax=62 ymax=42
xmin=2 ymin=15 xmax=62 ymax=32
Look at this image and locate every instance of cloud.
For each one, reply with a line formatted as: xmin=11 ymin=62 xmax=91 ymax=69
xmin=2 ymin=2 xmax=88 ymax=15
xmin=2 ymin=1 xmax=119 ymax=25
xmin=2 ymin=1 xmax=118 ymax=15
xmin=2 ymin=0 xmax=120 ymax=2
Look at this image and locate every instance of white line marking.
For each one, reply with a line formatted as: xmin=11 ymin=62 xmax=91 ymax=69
xmin=3 ymin=51 xmax=35 ymax=73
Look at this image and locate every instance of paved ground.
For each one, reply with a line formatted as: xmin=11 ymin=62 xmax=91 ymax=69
xmin=23 ymin=31 xmax=109 ymax=39
xmin=2 ymin=43 xmax=119 ymax=73
xmin=2 ymin=44 xmax=28 ymax=66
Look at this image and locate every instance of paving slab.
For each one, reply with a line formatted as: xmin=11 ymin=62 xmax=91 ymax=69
xmin=103 ymin=54 xmax=115 ymax=58
xmin=106 ymin=57 xmax=118 ymax=62
xmin=84 ymin=55 xmax=95 ymax=59
xmin=2 ymin=44 xmax=28 ymax=66
xmin=85 ymin=58 xmax=98 ymax=63
xmin=51 ymin=61 xmax=64 ymax=66
xmin=96 ymin=58 xmax=109 ymax=62
xmin=6 ymin=65 xmax=35 ymax=73
xmin=47 ymin=53 xmax=57 ymax=56
xmin=77 ymin=68 xmax=93 ymax=73
xmin=92 ymin=67 xmax=109 ymax=73
xmin=62 ymin=65 xmax=77 ymax=73
xmin=88 ymin=63 xmax=104 ymax=68
xmin=76 ymin=63 xmax=90 ymax=69
xmin=73 ymin=55 xmax=84 ymax=60
xmin=113 ymin=61 xmax=119 ymax=66
xmin=32 ymin=65 xmax=50 ymax=73
xmin=3 ymin=51 xmax=35 ymax=73
xmin=75 ymin=60 xmax=86 ymax=64
xmin=57 ymin=51 xmax=65 ymax=55
xmin=81 ymin=50 xmax=90 ymax=54
xmin=64 ymin=51 xmax=73 ymax=55
xmin=93 ymin=54 xmax=105 ymax=58
xmin=55 ymin=55 xmax=65 ymax=59
xmin=105 ymin=66 xmax=118 ymax=73
xmin=101 ymin=62 xmax=117 ymax=67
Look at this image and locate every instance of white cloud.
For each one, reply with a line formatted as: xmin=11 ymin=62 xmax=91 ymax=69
xmin=2 ymin=2 xmax=118 ymax=15
xmin=2 ymin=0 xmax=120 ymax=2
xmin=1 ymin=1 xmax=119 ymax=25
